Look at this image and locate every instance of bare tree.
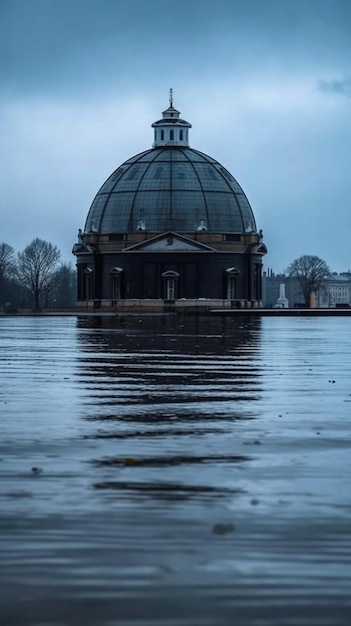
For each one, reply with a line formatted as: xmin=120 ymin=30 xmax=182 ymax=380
xmin=0 ymin=243 xmax=16 ymax=306
xmin=16 ymin=238 xmax=61 ymax=309
xmin=0 ymin=242 xmax=15 ymax=282
xmin=287 ymin=255 xmax=330 ymax=305
xmin=50 ymin=262 xmax=77 ymax=308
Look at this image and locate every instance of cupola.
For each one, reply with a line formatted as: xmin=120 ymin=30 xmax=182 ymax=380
xmin=152 ymin=89 xmax=191 ymax=147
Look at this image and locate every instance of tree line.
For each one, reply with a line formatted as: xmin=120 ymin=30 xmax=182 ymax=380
xmin=0 ymin=239 xmax=76 ymax=310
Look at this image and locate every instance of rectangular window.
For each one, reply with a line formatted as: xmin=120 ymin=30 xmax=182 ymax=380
xmin=111 ymin=276 xmax=120 ymax=300
xmin=166 ymin=278 xmax=175 ymax=300
xmin=224 ymin=234 xmax=242 ymax=242
xmin=227 ymin=276 xmax=235 ymax=300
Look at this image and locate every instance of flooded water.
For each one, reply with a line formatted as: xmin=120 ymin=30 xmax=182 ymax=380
xmin=0 ymin=314 xmax=350 ymax=626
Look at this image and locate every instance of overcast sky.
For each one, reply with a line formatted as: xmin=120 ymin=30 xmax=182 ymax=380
xmin=1 ymin=0 xmax=351 ymax=272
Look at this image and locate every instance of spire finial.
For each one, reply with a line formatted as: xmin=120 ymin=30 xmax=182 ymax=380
xmin=169 ymin=88 xmax=173 ymax=107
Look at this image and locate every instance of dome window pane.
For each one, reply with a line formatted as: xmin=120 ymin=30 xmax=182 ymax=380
xmin=111 ymin=167 xmax=124 ymax=181
xmin=127 ymin=166 xmax=140 ymax=181
xmin=207 ymin=167 xmax=218 ymax=181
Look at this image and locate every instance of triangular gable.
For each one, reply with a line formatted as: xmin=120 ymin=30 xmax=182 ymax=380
xmin=246 ymin=242 xmax=268 ymax=255
xmin=252 ymin=243 xmax=268 ymax=254
xmin=123 ymin=232 xmax=215 ymax=252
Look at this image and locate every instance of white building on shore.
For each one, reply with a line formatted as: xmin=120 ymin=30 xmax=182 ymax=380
xmin=263 ymin=271 xmax=351 ymax=308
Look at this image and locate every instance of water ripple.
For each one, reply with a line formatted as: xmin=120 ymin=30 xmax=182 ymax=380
xmin=1 ymin=314 xmax=351 ymax=625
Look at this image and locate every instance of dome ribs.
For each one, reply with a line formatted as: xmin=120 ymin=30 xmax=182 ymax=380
xmin=182 ymin=149 xmax=210 ymax=231
xmin=127 ymin=149 xmax=161 ymax=232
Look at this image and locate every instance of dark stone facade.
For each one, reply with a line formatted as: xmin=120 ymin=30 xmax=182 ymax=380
xmin=73 ymin=231 xmax=265 ymax=308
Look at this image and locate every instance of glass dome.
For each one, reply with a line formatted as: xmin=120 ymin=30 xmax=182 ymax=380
xmin=84 ymin=146 xmax=257 ymax=235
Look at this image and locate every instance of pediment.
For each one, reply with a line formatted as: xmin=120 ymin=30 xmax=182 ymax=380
xmin=256 ymin=243 xmax=268 ymax=255
xmin=248 ymin=242 xmax=268 ymax=255
xmin=72 ymin=242 xmax=98 ymax=255
xmin=123 ymin=232 xmax=215 ymax=252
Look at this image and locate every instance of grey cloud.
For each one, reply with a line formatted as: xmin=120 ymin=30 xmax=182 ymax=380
xmin=2 ymin=0 xmax=351 ymax=98
xmin=318 ymin=77 xmax=351 ymax=98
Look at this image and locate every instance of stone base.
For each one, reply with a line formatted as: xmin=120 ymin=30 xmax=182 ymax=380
xmin=75 ymin=299 xmax=263 ymax=313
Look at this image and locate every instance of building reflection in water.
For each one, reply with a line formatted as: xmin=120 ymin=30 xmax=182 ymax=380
xmin=75 ymin=314 xmax=262 ymax=502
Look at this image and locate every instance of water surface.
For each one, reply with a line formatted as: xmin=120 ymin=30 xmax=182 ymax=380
xmin=0 ymin=314 xmax=350 ymax=625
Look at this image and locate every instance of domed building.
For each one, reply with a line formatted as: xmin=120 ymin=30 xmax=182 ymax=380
xmin=73 ymin=93 xmax=267 ymax=310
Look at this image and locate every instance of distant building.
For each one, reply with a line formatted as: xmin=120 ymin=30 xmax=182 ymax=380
xmin=263 ymin=271 xmax=351 ymax=308
xmin=319 ymin=274 xmax=351 ymax=307
xmin=73 ymin=94 xmax=267 ymax=310
xmin=263 ymin=272 xmax=304 ymax=307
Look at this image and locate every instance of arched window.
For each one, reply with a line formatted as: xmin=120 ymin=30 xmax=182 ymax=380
xmin=84 ymin=267 xmax=93 ymax=301
xmin=179 ymin=129 xmax=183 ymax=141
xmin=161 ymin=130 xmax=164 ymax=141
xmin=110 ymin=267 xmax=123 ymax=301
xmin=225 ymin=267 xmax=240 ymax=300
xmin=162 ymin=270 xmax=180 ymax=301
xmin=166 ymin=277 xmax=175 ymax=300
xmin=170 ymin=129 xmax=174 ymax=141
xmin=227 ymin=276 xmax=236 ymax=300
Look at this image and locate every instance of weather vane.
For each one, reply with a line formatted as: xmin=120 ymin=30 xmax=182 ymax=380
xmin=169 ymin=88 xmax=173 ymax=107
